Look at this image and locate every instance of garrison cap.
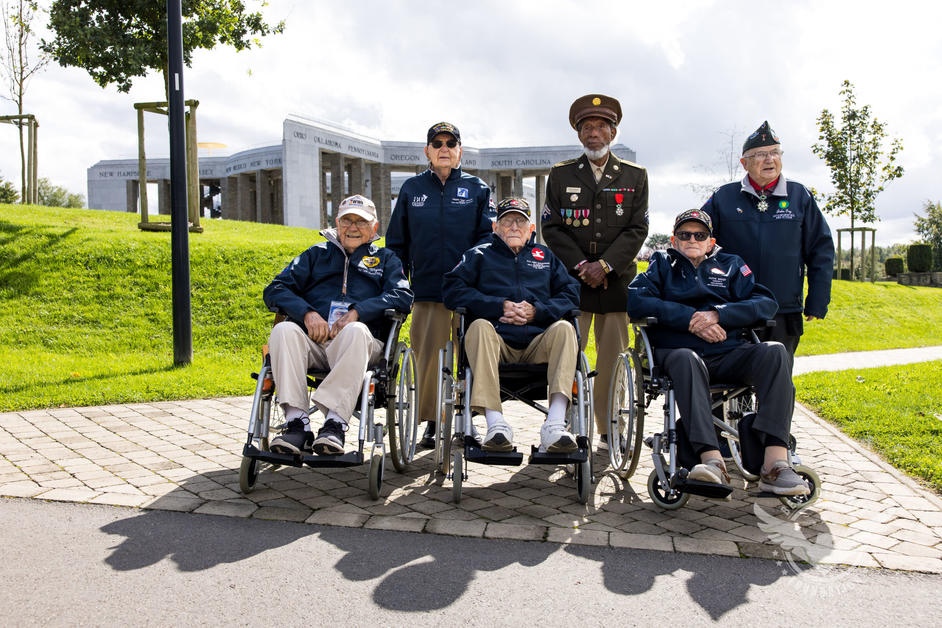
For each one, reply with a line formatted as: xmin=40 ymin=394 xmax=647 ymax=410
xmin=496 ymin=197 xmax=531 ymax=221
xmin=742 ymin=121 xmax=780 ymax=154
xmin=569 ymin=94 xmax=622 ymax=129
xmin=427 ymin=121 xmax=461 ymax=144
xmin=673 ymin=208 xmax=713 ymax=234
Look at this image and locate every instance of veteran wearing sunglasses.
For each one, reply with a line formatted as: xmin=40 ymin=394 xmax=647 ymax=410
xmin=627 ymin=209 xmax=809 ymax=497
xmin=701 ymin=121 xmax=833 ymax=362
xmin=385 ymin=122 xmax=495 ymax=448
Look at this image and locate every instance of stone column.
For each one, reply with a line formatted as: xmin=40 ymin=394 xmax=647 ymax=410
xmin=348 ymin=158 xmax=365 ymax=196
xmin=220 ymin=176 xmax=232 ymax=219
xmin=371 ymin=162 xmax=392 ymax=234
xmin=257 ymin=170 xmax=273 ymax=223
xmin=330 ymin=153 xmax=344 ymax=218
xmin=125 ymin=180 xmax=139 ymax=213
xmin=157 ymin=180 xmax=171 ymax=215
xmin=497 ymin=174 xmax=512 ymax=201
xmin=238 ymin=173 xmax=252 ymax=221
xmin=271 ymin=172 xmax=284 ymax=225
xmin=513 ymin=168 xmax=524 ymax=197
xmin=535 ymin=173 xmax=546 ymax=244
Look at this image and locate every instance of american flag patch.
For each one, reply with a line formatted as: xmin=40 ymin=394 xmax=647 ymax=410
xmin=740 ymin=264 xmax=752 ymax=277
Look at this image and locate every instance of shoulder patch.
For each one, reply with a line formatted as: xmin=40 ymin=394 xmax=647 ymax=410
xmin=740 ymin=264 xmax=752 ymax=277
xmin=552 ymin=157 xmax=580 ymax=168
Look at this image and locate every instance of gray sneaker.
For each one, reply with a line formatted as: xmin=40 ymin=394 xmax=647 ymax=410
xmin=482 ymin=422 xmax=513 ymax=452
xmin=759 ymin=460 xmax=810 ymax=496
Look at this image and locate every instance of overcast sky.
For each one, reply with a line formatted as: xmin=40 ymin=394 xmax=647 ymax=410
xmin=2 ymin=0 xmax=939 ymax=244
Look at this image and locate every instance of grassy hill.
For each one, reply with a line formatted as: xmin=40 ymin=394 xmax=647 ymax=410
xmin=1 ymin=203 xmax=941 ymax=412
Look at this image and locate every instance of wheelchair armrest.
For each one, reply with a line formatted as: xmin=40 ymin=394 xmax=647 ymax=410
xmin=567 ymin=309 xmax=582 ymax=320
xmin=763 ymin=319 xmax=776 ymax=328
xmin=383 ymin=308 xmax=408 ymax=322
xmin=630 ymin=316 xmax=658 ymax=327
xmin=454 ymin=307 xmax=468 ymax=315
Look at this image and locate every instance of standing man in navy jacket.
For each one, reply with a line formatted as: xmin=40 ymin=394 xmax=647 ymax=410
xmin=263 ymin=195 xmax=413 ymax=456
xmin=701 ymin=121 xmax=834 ymax=361
xmin=385 ymin=122 xmax=495 ymax=447
xmin=444 ymin=198 xmax=582 ymax=453
xmin=628 ymin=209 xmax=809 ymax=496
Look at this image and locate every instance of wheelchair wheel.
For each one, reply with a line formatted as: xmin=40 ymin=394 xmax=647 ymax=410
xmin=778 ymin=464 xmax=821 ymax=510
xmin=607 ymin=350 xmax=645 ymax=480
xmin=723 ymin=391 xmax=757 ymax=481
xmin=239 ymin=455 xmax=259 ymax=493
xmin=647 ymin=469 xmax=690 ymax=510
xmin=387 ymin=342 xmax=418 ymax=473
xmin=368 ymin=452 xmax=384 ymax=500
xmin=452 ymin=447 xmax=463 ymax=504
xmin=575 ymin=457 xmax=591 ymax=504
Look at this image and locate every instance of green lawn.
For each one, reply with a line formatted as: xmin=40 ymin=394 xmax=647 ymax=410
xmin=795 ymin=361 xmax=942 ymax=492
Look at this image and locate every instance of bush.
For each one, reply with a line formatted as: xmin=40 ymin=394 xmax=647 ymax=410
xmin=885 ymin=256 xmax=904 ymax=276
xmin=840 ymin=268 xmax=851 ymax=280
xmin=907 ymin=244 xmax=933 ymax=272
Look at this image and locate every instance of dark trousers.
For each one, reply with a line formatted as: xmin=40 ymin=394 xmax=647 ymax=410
xmin=758 ymin=312 xmax=803 ymax=367
xmin=654 ymin=342 xmax=794 ymax=452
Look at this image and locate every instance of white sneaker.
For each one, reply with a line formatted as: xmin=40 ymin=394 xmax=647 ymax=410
xmin=688 ymin=460 xmax=731 ymax=485
xmin=540 ymin=422 xmax=577 ymax=453
xmin=482 ymin=422 xmax=514 ymax=452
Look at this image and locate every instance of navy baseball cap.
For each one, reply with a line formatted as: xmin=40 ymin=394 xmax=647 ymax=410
xmin=673 ymin=208 xmax=712 ymax=234
xmin=427 ymin=122 xmax=460 ymax=144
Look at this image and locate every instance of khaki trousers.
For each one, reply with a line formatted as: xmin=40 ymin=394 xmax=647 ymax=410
xmin=465 ymin=319 xmax=577 ymax=414
xmin=578 ymin=311 xmax=630 ymax=433
xmin=411 ymin=301 xmax=459 ymax=423
xmin=268 ymin=321 xmax=383 ymax=421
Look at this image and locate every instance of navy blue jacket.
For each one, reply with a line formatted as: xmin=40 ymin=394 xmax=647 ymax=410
xmin=263 ymin=230 xmax=414 ymax=341
xmin=385 ymin=167 xmax=494 ymax=302
xmin=443 ymin=233 xmax=581 ymax=349
xmin=702 ymin=176 xmax=833 ymax=318
xmin=628 ymin=247 xmax=778 ymax=356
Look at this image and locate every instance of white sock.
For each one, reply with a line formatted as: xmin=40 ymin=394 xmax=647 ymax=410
xmin=284 ymin=404 xmax=311 ymax=430
xmin=484 ymin=409 xmax=504 ymax=429
xmin=546 ymin=393 xmax=569 ymax=426
xmin=325 ymin=409 xmax=348 ymax=429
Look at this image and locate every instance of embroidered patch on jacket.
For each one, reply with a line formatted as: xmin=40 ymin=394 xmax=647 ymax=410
xmin=740 ymin=264 xmax=752 ymax=277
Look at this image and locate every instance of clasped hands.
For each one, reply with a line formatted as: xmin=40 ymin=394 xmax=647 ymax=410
xmin=500 ymin=300 xmax=535 ymax=325
xmin=577 ymin=260 xmax=608 ymax=289
xmin=688 ymin=310 xmax=726 ymax=343
xmin=304 ymin=309 xmax=359 ymax=343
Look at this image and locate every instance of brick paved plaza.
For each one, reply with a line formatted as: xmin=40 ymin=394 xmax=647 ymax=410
xmin=1 ymin=397 xmax=940 ymax=573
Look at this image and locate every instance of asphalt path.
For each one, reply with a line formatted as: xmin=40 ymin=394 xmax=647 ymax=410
xmin=2 ymin=498 xmax=940 ymax=626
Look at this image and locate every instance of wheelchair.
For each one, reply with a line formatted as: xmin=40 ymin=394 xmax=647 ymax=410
xmin=607 ymin=317 xmax=821 ymax=510
xmin=435 ymin=308 xmax=595 ymax=504
xmin=239 ymin=309 xmax=419 ymax=500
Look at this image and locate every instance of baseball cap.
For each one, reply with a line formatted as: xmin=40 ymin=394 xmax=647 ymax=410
xmin=673 ymin=208 xmax=712 ymax=234
xmin=337 ymin=194 xmax=377 ymax=222
xmin=426 ymin=122 xmax=460 ymax=144
xmin=496 ymin=197 xmax=531 ymax=221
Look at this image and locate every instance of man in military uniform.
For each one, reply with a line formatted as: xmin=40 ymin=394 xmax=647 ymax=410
xmin=701 ymin=121 xmax=833 ymax=362
xmin=542 ymin=94 xmax=649 ymax=449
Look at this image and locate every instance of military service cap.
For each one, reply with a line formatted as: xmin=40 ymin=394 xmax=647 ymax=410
xmin=673 ymin=208 xmax=712 ymax=234
xmin=742 ymin=121 xmax=780 ymax=154
xmin=496 ymin=197 xmax=531 ymax=221
xmin=569 ymin=94 xmax=622 ymax=129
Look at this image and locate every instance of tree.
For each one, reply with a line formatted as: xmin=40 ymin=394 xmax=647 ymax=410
xmin=688 ymin=126 xmax=742 ymax=201
xmin=42 ymin=0 xmax=284 ymax=95
xmin=1 ymin=0 xmax=49 ymax=201
xmin=914 ymin=200 xmax=942 ymax=271
xmin=645 ymin=233 xmax=670 ymax=250
xmin=0 ymin=172 xmax=18 ymax=203
xmin=812 ymin=80 xmax=904 ymax=280
xmin=37 ymin=177 xmax=83 ymax=207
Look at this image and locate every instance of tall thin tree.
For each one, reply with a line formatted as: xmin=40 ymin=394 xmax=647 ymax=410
xmin=1 ymin=0 xmax=48 ymax=203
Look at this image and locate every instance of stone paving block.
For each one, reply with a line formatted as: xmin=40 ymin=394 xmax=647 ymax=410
xmin=426 ymin=518 xmax=486 ymax=538
xmin=305 ymin=510 xmax=369 ymax=528
xmin=89 ymin=492 xmax=151 ymax=507
xmin=814 ymin=549 xmax=881 ymax=568
xmin=0 ymin=481 xmax=45 ymax=498
xmin=873 ymin=553 xmax=942 ymax=574
xmin=610 ymin=532 xmax=673 ymax=552
xmin=37 ymin=487 xmax=97 ymax=502
xmin=144 ymin=494 xmax=203 ymax=512
xmin=673 ymin=537 xmax=740 ymax=557
xmin=890 ymin=528 xmax=942 ymax=547
xmin=252 ymin=506 xmax=312 ymax=523
xmin=364 ymin=515 xmax=427 ymax=533
xmin=484 ymin=522 xmax=546 ymax=541
xmin=545 ymin=527 xmax=609 ymax=546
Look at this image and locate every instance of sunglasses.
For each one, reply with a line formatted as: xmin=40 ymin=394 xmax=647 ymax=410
xmin=674 ymin=230 xmax=710 ymax=242
xmin=430 ymin=139 xmax=458 ymax=149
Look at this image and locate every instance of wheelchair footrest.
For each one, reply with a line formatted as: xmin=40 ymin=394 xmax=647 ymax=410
xmin=243 ymin=444 xmax=364 ymax=468
xmin=675 ymin=477 xmax=734 ymax=500
xmin=527 ymin=445 xmax=588 ymax=465
xmin=465 ymin=443 xmax=524 ymax=466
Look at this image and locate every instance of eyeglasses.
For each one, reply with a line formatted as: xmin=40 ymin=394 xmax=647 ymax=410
xmin=498 ymin=216 xmax=530 ymax=228
xmin=429 ymin=139 xmax=458 ymax=149
xmin=745 ymin=149 xmax=783 ymax=161
xmin=339 ymin=217 xmax=372 ymax=229
xmin=674 ymin=230 xmax=710 ymax=242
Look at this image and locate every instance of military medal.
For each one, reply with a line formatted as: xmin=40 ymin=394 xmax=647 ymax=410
xmin=615 ymin=193 xmax=624 ymax=216
xmin=757 ymin=194 xmax=768 ymax=212
xmin=570 ymin=193 xmax=578 ymax=202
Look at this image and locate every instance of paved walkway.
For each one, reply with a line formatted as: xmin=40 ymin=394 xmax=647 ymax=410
xmin=1 ymin=348 xmax=941 ymax=573
xmin=793 ymin=345 xmax=942 ymax=375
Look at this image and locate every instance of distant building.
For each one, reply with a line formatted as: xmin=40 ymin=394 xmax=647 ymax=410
xmin=87 ymin=114 xmax=636 ymax=233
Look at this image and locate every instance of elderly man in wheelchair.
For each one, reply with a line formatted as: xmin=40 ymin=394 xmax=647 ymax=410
xmin=627 ymin=208 xmax=809 ymax=498
xmin=263 ymin=195 xmax=413 ymax=456
xmin=442 ymin=197 xmax=582 ymax=455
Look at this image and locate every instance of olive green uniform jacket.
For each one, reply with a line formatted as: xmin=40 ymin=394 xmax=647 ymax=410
xmin=541 ymin=153 xmax=649 ymax=313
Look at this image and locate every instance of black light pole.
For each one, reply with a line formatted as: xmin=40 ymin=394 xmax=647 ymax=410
xmin=167 ymin=0 xmax=192 ymax=365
